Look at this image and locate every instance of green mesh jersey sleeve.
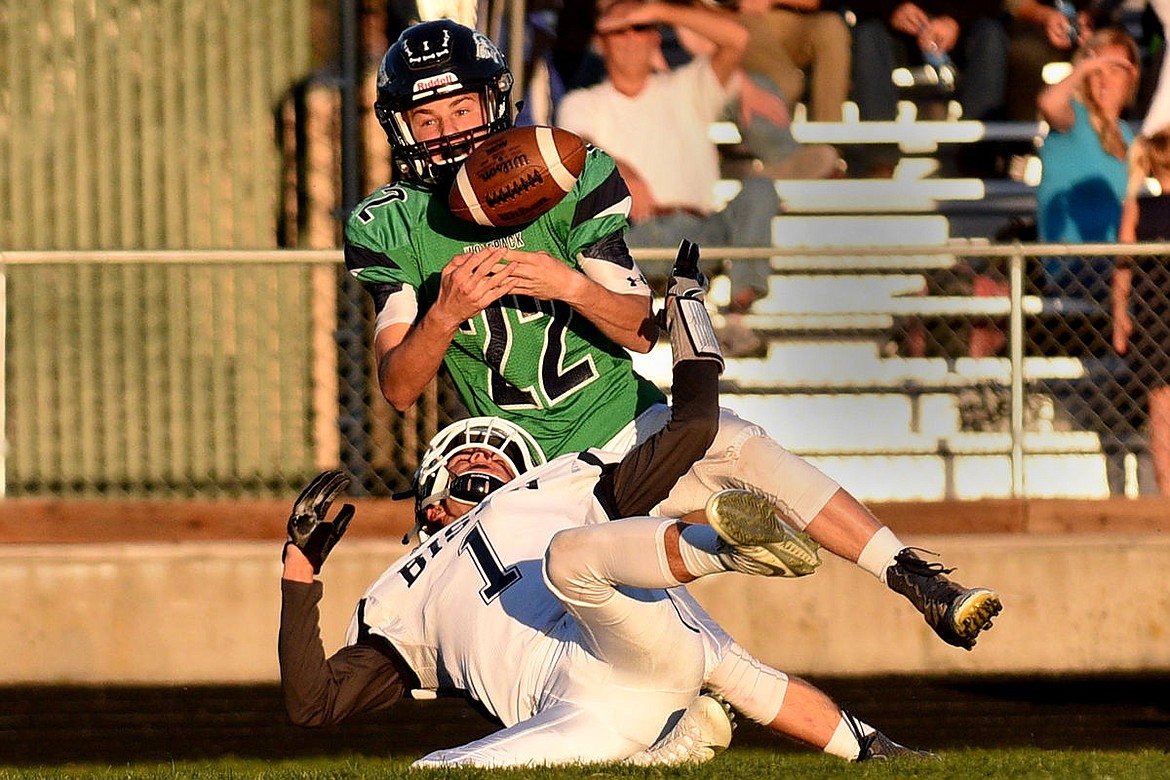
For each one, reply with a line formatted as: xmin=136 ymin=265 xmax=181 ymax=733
xmin=344 ymin=183 xmax=428 ymax=295
xmin=558 ymin=146 xmax=632 ymax=260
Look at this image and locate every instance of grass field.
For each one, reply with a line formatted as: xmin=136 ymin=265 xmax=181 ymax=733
xmin=0 ymin=749 xmax=1167 ymax=780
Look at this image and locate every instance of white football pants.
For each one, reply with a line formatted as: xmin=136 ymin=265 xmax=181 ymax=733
xmin=412 ymin=519 xmax=726 ymax=768
xmin=608 ymin=404 xmax=841 ymax=529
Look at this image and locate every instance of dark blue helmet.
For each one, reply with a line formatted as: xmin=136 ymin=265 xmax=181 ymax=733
xmin=375 ymin=19 xmax=514 ymax=186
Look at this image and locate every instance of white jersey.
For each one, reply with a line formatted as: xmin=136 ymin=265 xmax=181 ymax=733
xmin=347 ymin=450 xmax=617 ymax=727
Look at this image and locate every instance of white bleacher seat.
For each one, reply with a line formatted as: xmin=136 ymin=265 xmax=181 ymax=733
xmin=631 ymin=342 xmax=1098 ymax=392
xmin=788 ymin=101 xmax=1043 ymax=152
xmin=691 ymin=103 xmax=1112 ymax=501
xmin=755 ymin=274 xmax=926 ymax=314
xmin=801 ymin=451 xmax=1108 ymax=501
xmin=771 ymin=214 xmax=949 ymax=248
xmin=773 ymin=176 xmax=985 ymax=213
xmin=744 ymin=294 xmax=1096 ymax=326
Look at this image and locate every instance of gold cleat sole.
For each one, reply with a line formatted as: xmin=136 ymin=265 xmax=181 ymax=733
xmin=705 ymin=489 xmax=822 ymax=577
xmin=949 ymin=588 xmax=1003 ymax=646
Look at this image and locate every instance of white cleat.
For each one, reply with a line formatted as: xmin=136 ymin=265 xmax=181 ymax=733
xmin=623 ymin=694 xmax=735 ymax=766
xmin=706 ymin=489 xmax=822 ymax=577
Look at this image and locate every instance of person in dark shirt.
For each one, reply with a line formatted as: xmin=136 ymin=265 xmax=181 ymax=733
xmin=1115 ymin=129 xmax=1170 ymax=495
xmin=849 ymin=1 xmax=1008 ymax=174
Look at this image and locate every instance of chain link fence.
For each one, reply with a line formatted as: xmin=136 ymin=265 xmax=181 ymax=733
xmin=2 ymin=243 xmax=1167 ymax=501
xmin=0 ymin=251 xmax=461 ymax=499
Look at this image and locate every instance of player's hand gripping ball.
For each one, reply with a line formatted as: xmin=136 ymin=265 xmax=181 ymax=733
xmin=285 ymin=470 xmax=355 ymax=574
xmin=448 ymin=125 xmax=587 ymax=227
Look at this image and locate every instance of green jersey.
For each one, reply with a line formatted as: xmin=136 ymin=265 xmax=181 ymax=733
xmin=344 ymin=146 xmax=665 ymax=459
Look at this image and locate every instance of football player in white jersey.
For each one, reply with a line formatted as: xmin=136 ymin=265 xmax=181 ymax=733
xmin=279 ymin=243 xmax=934 ymax=766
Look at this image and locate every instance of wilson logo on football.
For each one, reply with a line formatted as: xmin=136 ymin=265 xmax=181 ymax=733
xmin=476 ymin=154 xmax=532 ymax=182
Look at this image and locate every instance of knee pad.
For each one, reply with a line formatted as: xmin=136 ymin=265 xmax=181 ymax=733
xmin=733 ymin=430 xmax=840 ymax=530
xmin=543 ymin=520 xmax=675 ymax=607
xmin=543 ymin=527 xmax=613 ymax=608
xmin=704 ymin=641 xmax=789 ymax=726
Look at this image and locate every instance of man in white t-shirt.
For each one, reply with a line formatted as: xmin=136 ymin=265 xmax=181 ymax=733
xmin=556 ymin=0 xmax=777 ymax=355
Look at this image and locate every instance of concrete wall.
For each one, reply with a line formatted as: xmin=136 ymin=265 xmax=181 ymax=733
xmin=5 ymin=532 xmax=1169 ymax=684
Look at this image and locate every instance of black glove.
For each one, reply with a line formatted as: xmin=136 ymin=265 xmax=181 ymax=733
xmin=663 ymin=239 xmax=723 ymax=371
xmin=285 ymin=470 xmax=355 ymax=574
xmin=666 ymin=237 xmax=708 ymax=301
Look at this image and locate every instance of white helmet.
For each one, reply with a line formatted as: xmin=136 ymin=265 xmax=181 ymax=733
xmin=399 ymin=416 xmax=545 ymax=540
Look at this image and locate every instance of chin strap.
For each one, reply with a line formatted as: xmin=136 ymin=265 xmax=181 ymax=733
xmin=392 ymin=486 xmax=426 ymax=545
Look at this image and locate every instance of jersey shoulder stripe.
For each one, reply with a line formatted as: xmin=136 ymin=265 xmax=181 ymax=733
xmin=345 ymin=242 xmax=407 ymax=312
xmin=571 ymin=156 xmax=630 ymax=233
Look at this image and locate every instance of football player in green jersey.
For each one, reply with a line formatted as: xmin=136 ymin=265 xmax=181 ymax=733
xmin=345 ymin=18 xmax=661 ymax=458
xmin=344 ymin=16 xmax=1001 ymax=652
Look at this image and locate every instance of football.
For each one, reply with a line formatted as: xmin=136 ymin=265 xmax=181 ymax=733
xmin=448 ymin=125 xmax=588 ymax=228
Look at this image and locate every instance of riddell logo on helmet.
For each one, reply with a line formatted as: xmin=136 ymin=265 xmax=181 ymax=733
xmin=413 ymin=72 xmax=458 ymax=93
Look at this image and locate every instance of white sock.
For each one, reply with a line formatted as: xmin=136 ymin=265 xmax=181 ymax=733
xmin=824 ymin=712 xmax=873 ymax=761
xmin=855 ymin=526 xmax=905 ymax=581
xmin=677 ymin=524 xmax=729 ymax=578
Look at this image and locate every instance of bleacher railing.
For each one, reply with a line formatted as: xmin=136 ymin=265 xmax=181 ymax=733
xmin=1 ymin=244 xmax=1166 ymax=501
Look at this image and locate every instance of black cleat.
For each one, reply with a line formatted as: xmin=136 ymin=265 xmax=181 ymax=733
xmin=886 ymin=548 xmax=1003 ymax=650
xmin=844 ymin=711 xmax=938 ymax=761
xmin=858 ymin=730 xmax=940 ymax=761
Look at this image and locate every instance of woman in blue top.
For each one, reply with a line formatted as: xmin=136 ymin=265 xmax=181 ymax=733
xmin=1036 ymin=26 xmax=1140 ymax=300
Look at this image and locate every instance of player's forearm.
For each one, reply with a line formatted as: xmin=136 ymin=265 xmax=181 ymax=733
xmin=376 ymin=316 xmax=460 ymax=412
xmin=283 ymin=544 xmax=316 ymax=583
xmin=599 ymin=360 xmax=720 ymax=516
xmin=279 ymin=579 xmax=363 ymax=727
xmin=279 ymin=580 xmax=407 ymax=728
xmin=562 ymin=274 xmax=657 ymax=352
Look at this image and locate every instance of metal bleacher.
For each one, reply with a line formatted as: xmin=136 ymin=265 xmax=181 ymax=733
xmin=632 ymin=103 xmax=1126 ymax=501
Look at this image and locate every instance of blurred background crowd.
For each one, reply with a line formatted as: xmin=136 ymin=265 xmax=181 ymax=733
xmin=293 ymin=0 xmax=1170 ymax=499
xmin=349 ymin=0 xmax=1166 ymax=178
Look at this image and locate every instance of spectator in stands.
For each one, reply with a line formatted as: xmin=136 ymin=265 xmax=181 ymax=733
xmin=1114 ymin=129 xmax=1170 ymax=495
xmin=671 ymin=8 xmax=843 ymax=182
xmin=552 ymin=0 xmax=839 ymax=182
xmin=1005 ymin=0 xmax=1095 ymax=121
xmin=556 ymin=0 xmax=778 ymax=356
xmin=1036 ymin=26 xmax=1139 ymax=299
xmin=848 ymin=1 xmax=1009 ymax=175
xmin=737 ymin=0 xmax=853 ymax=123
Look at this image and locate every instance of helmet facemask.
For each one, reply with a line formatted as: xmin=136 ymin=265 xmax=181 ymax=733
xmin=398 ymin=416 xmax=546 ymax=542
